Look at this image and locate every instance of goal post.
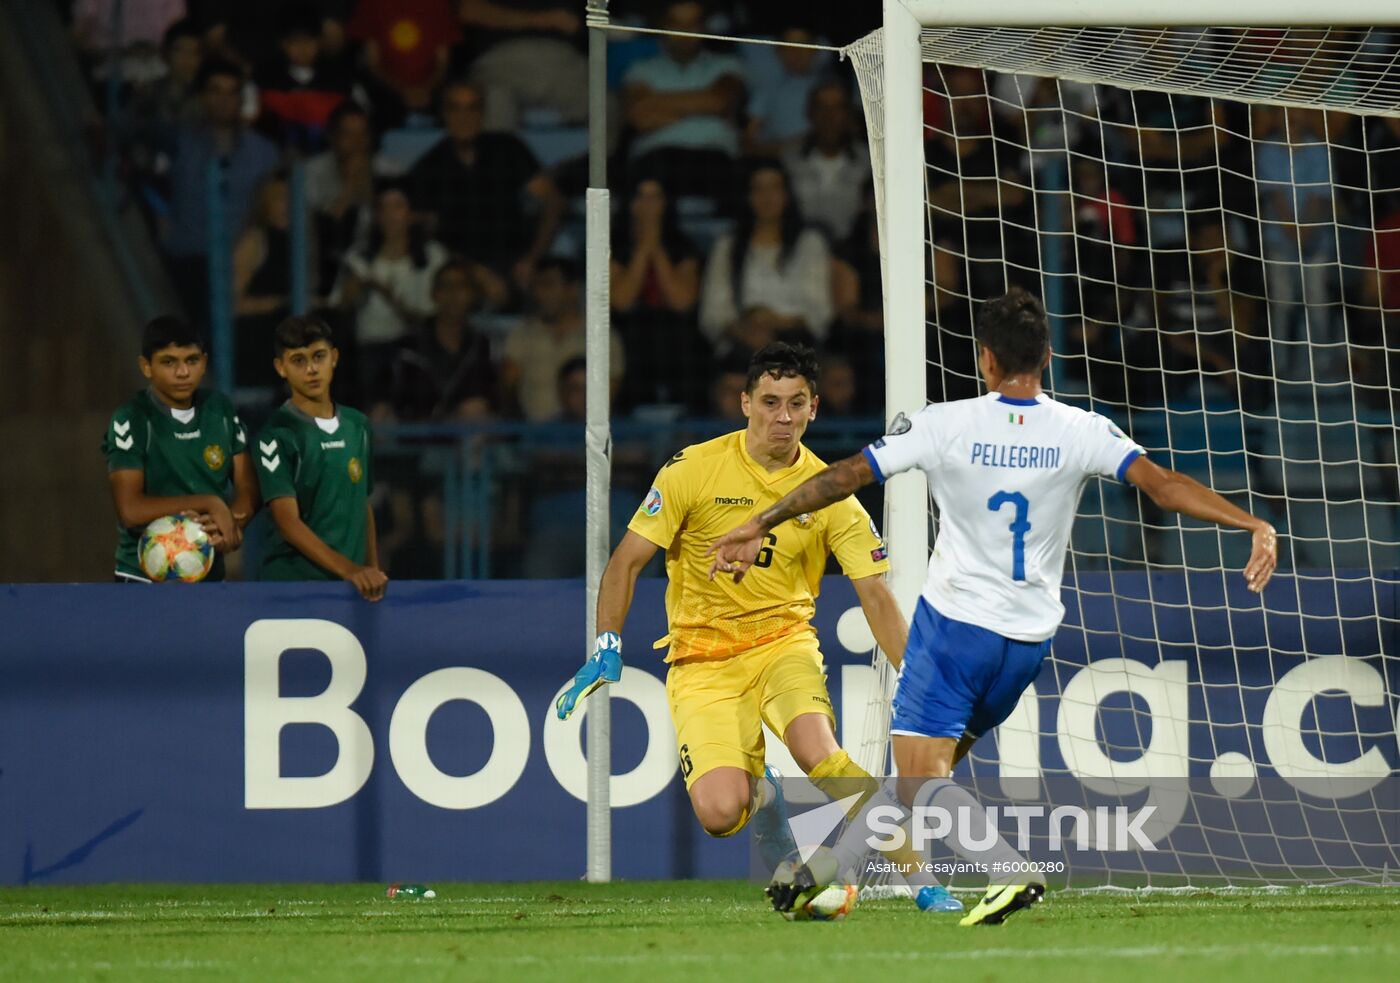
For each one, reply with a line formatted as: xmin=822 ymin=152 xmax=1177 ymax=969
xmin=897 ymin=0 xmax=1398 ymax=27
xmin=849 ymin=4 xmax=1400 ymax=888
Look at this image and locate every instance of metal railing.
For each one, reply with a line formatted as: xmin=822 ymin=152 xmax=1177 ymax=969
xmin=373 ymin=417 xmax=886 ymax=579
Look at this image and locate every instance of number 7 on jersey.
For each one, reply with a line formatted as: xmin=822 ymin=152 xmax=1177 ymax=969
xmin=987 ymin=491 xmax=1031 ymax=581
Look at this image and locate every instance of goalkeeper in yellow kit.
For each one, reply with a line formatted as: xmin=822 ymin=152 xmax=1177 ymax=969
xmin=557 ymin=343 xmax=960 ymax=913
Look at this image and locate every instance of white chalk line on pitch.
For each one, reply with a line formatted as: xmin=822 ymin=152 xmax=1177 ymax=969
xmin=478 ymin=943 xmax=1397 ymax=966
xmin=11 ymin=943 xmax=1397 ymax=974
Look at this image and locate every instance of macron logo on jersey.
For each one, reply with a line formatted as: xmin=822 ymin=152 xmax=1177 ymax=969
xmin=713 ymin=496 xmax=755 ymax=507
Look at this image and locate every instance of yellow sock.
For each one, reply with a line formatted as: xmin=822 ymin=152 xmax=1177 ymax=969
xmin=807 ymin=749 xmax=880 ymax=817
xmin=808 ymin=750 xmax=924 ymax=875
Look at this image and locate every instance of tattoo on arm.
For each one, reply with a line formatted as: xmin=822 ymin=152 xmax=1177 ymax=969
xmin=757 ymin=453 xmax=873 ymax=530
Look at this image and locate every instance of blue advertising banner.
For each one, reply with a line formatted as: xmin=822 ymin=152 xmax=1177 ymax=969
xmin=0 ymin=574 xmax=1396 ymax=885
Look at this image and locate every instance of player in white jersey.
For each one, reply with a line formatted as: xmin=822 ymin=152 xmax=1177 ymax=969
xmin=710 ymin=288 xmax=1278 ymax=925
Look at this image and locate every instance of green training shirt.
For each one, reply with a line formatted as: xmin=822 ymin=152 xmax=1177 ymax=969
xmin=255 ymin=401 xmax=373 ymax=581
xmin=102 ymin=388 xmax=247 ymax=580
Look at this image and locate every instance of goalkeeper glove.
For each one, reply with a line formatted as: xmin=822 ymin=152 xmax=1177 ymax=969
xmin=555 ymin=631 xmax=623 ymax=720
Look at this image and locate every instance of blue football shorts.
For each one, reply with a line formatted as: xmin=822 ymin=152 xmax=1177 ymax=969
xmin=890 ymin=598 xmax=1052 ymax=740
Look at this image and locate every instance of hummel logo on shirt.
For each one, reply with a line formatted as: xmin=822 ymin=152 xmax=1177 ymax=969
xmin=112 ymin=418 xmax=134 ymax=450
xmin=259 ymin=439 xmax=281 ymax=473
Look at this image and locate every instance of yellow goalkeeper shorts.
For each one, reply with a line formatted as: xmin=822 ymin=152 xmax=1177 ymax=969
xmin=665 ymin=628 xmax=835 ymax=788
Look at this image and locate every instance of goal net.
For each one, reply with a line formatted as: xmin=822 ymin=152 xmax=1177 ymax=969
xmin=845 ymin=22 xmax=1400 ymax=891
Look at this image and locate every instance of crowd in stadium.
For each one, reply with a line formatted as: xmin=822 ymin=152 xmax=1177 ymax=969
xmin=70 ymin=0 xmax=893 ymax=421
xmin=66 ymin=0 xmax=1400 ymax=575
xmin=72 ymin=1 xmax=1400 ymax=420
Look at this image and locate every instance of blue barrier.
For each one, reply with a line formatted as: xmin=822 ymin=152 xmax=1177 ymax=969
xmin=0 ymin=575 xmax=1395 ymax=885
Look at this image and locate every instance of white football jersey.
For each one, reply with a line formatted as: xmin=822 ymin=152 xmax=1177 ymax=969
xmin=863 ymin=392 xmax=1144 ymax=642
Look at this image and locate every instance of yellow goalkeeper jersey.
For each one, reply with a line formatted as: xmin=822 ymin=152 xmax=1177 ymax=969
xmin=628 ymin=430 xmax=890 ymax=662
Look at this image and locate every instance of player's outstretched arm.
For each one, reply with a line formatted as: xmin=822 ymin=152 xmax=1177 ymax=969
xmin=557 ymin=531 xmax=659 ymax=720
xmin=708 ymin=452 xmax=875 ymax=581
xmin=850 ymin=574 xmax=909 ymax=670
xmin=1124 ymin=456 xmax=1277 ymax=592
xmin=597 ymin=530 xmax=659 ymax=637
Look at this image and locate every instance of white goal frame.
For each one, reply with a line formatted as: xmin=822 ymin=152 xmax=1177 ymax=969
xmin=876 ymin=0 xmax=1400 ymax=640
xmin=859 ymin=1 xmax=1400 ymax=892
xmin=581 ymin=0 xmax=1399 ymax=884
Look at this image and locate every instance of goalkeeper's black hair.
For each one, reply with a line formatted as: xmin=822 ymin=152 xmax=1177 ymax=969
xmin=141 ymin=315 xmax=205 ymax=359
xmin=745 ymin=342 xmax=820 ymax=396
xmin=273 ymin=314 xmax=335 ymax=356
xmin=976 ymin=287 xmax=1049 ymax=376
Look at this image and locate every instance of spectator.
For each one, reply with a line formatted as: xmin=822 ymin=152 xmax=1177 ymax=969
xmin=1155 ymin=219 xmax=1261 ymax=406
xmin=1202 ymin=101 xmax=1263 ymax=258
xmin=73 ymin=0 xmax=186 ymax=62
xmin=500 ymin=258 xmax=625 ymax=422
xmin=406 ymin=79 xmax=564 ymax=289
xmin=926 ymin=241 xmax=979 ymax=404
xmin=1069 ymin=147 xmax=1140 ymax=324
xmin=255 ymin=315 xmax=387 ymax=602
xmin=1362 ymin=114 xmax=1400 ymax=197
xmin=124 ymin=19 xmax=205 ymax=176
xmin=164 ymin=57 xmax=280 ymax=323
xmin=1129 ymin=91 xmax=1219 ymax=285
xmin=317 ymin=4 xmax=356 ymax=82
xmin=781 ymin=78 xmax=871 ymax=245
xmin=348 ymin=0 xmax=460 ymax=126
xmin=611 ymin=178 xmax=708 ymax=412
xmin=378 ymin=261 xmax=496 ymax=580
xmin=334 ymin=184 xmax=448 ymax=403
xmin=102 ymin=316 xmax=256 ymax=583
xmin=252 ymin=3 xmax=351 ymax=151
xmin=924 ymin=66 xmax=1031 ymax=299
xmin=1254 ymin=105 xmax=1340 ymax=379
xmin=708 ymin=356 xmax=749 ymax=421
xmin=623 ymin=0 xmax=745 ymax=202
xmin=699 ymin=160 xmax=832 ymax=356
xmin=390 ymin=261 xmax=496 ymax=421
xmin=1324 ymin=110 xmax=1368 ymax=232
xmin=1348 ymin=188 xmax=1400 ymax=410
xmin=829 ymin=198 xmax=888 ymax=413
xmin=186 ymin=1 xmax=287 ymax=74
xmin=830 ymin=197 xmax=881 ymax=334
xmin=458 ymin=0 xmax=589 ymax=131
xmin=233 ymin=171 xmax=312 ymax=390
xmin=1340 ymin=115 xmax=1400 ymax=409
xmin=745 ymin=25 xmax=832 ymax=157
xmin=306 ymin=102 xmax=378 ymax=292
xmin=554 ymin=356 xmax=588 ymax=423
xmin=990 ymin=72 xmax=1096 ymax=164
xmin=818 ymin=352 xmax=857 ymax=417
xmin=519 ymin=356 xmax=643 ymax=578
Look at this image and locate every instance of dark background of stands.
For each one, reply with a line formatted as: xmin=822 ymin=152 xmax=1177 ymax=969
xmin=2 ymin=3 xmax=1397 ymax=581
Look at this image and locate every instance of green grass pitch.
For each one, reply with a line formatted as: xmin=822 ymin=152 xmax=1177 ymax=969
xmin=2 ymin=881 xmax=1396 ymax=981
